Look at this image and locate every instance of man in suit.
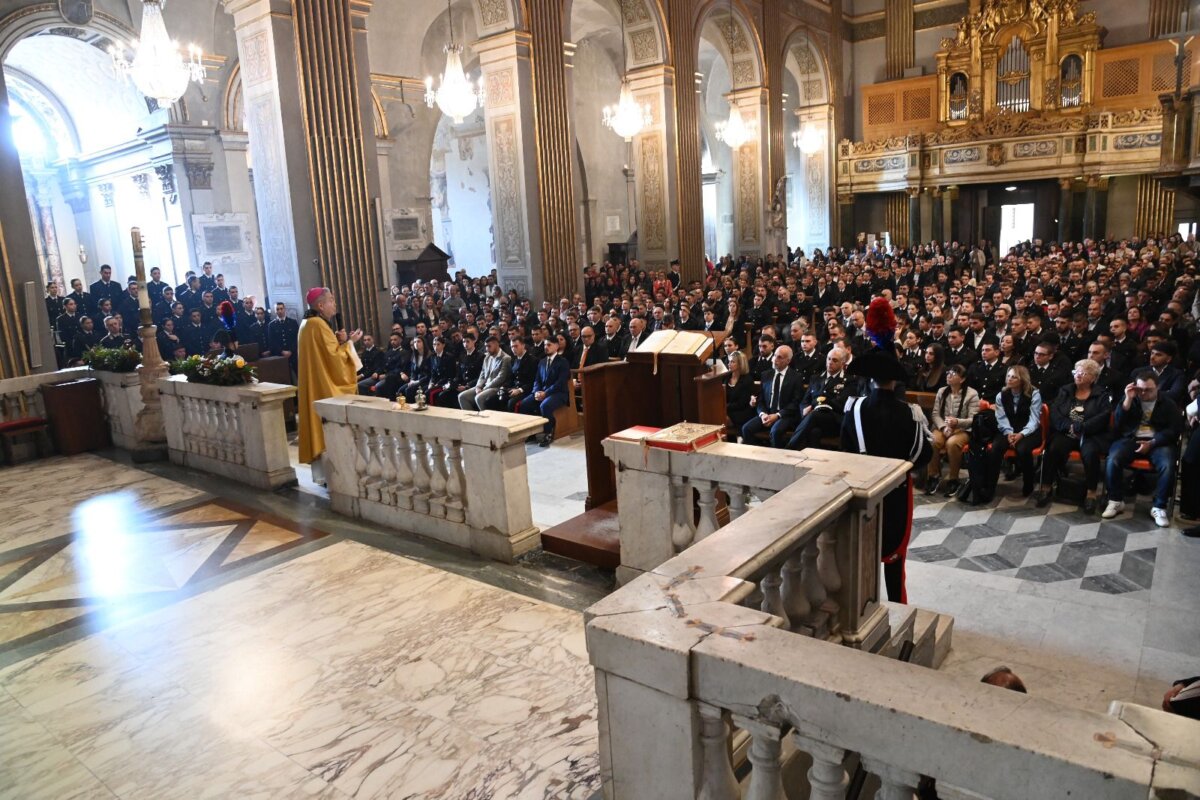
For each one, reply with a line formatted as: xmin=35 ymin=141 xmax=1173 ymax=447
xmin=943 ymin=328 xmax=979 ymax=369
xmin=967 ymin=342 xmax=1007 ymax=402
xmin=1102 ymin=368 xmax=1185 ymax=527
xmin=267 ymin=302 xmax=300 ymax=370
xmin=966 ymin=313 xmax=998 ymax=352
xmin=601 ymin=317 xmax=629 ymax=359
xmin=494 ymin=336 xmax=538 ymax=411
xmin=460 ymin=335 xmax=512 ymax=411
xmin=741 ymin=345 xmax=803 ymax=448
xmin=146 ymin=267 xmax=169 ymax=308
xmin=211 ymin=274 xmax=231 ymax=305
xmin=361 ymin=333 xmax=408 ymax=398
xmin=116 ymin=280 xmax=142 ymax=335
xmin=89 ymin=264 xmax=120 ymax=309
xmin=436 ymin=333 xmax=484 ymax=407
xmin=154 ymin=287 xmax=177 ymax=325
xmin=181 ymin=308 xmax=214 ymax=355
xmin=627 ymin=316 xmax=650 ymax=352
xmin=786 ymin=347 xmax=861 ymax=451
xmin=1026 ymin=341 xmax=1071 ymax=402
xmin=198 ymin=261 xmax=217 ymax=293
xmin=425 ymin=336 xmax=459 ymax=405
xmin=572 ymin=325 xmax=609 ymax=370
xmin=518 ymin=336 xmax=570 ymax=446
xmin=1148 ymin=341 xmax=1186 ymax=405
xmin=66 ymin=278 xmax=93 ymax=316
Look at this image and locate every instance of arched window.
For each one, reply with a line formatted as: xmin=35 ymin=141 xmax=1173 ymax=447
xmin=1060 ymin=54 xmax=1083 ymax=108
xmin=949 ymin=72 xmax=969 ymax=120
xmin=996 ymin=36 xmax=1031 ymax=113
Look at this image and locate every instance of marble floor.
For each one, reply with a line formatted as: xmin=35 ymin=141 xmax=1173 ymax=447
xmin=0 ymin=456 xmax=600 ymax=799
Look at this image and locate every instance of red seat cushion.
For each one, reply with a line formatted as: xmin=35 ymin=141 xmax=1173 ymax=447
xmin=0 ymin=417 xmax=46 ymax=434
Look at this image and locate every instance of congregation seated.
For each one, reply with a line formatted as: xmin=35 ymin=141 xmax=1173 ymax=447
xmin=785 ymin=346 xmax=860 ymax=451
xmin=985 ymin=365 xmax=1044 ymax=501
xmin=723 ymin=351 xmax=755 ymax=441
xmin=459 ymin=335 xmax=511 ymax=411
xmin=925 ymin=364 xmax=979 ymax=499
xmin=912 ymin=343 xmax=946 ymax=392
xmin=492 ymin=336 xmax=538 ymax=412
xmin=1034 ymin=359 xmax=1111 ymax=511
xmin=1103 ymin=367 xmax=1184 ymax=527
xmin=740 ymin=344 xmax=802 ymax=448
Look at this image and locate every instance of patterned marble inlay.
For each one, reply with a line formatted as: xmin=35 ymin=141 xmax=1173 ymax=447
xmin=0 ymin=540 xmax=599 ymax=798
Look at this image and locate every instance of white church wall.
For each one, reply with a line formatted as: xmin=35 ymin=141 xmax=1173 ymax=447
xmin=431 ymin=109 xmax=495 ymax=276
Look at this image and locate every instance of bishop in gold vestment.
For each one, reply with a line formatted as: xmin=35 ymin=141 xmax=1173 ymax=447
xmin=297 ymin=288 xmax=362 ymax=465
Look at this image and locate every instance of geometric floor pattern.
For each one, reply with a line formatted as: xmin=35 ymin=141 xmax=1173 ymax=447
xmin=909 ymin=486 xmax=1160 ymax=595
xmin=0 ymin=497 xmax=329 ymax=656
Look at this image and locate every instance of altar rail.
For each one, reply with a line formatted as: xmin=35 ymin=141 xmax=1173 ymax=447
xmin=0 ymin=367 xmax=87 ymax=423
xmin=316 ymin=396 xmax=546 ymax=562
xmin=587 ymin=443 xmax=1200 ymax=799
xmin=158 ymin=376 xmax=296 ymax=490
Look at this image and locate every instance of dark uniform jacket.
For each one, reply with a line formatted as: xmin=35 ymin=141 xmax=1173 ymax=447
xmin=427 ymin=352 xmax=458 ymax=389
xmin=70 ymin=327 xmax=103 ymax=361
xmin=1028 ymin=361 xmax=1071 ymax=403
xmin=504 ymin=352 xmax=538 ymax=396
xmin=967 ymin=359 xmax=1007 ymax=403
xmin=358 ymin=346 xmax=386 ymax=379
xmin=267 ymin=316 xmax=300 ymax=357
xmin=802 ymin=371 xmax=861 ymax=420
xmin=452 ymin=348 xmax=485 ymax=390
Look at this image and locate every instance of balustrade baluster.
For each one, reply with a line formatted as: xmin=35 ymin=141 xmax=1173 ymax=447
xmin=780 ymin=552 xmax=810 ymax=625
xmin=23 ymin=389 xmax=42 ymax=420
xmin=3 ymin=393 xmax=18 ymax=421
xmin=792 ymin=735 xmax=847 ymax=800
xmin=670 ymin=476 xmax=695 ymax=551
xmin=378 ymin=430 xmax=398 ymax=505
xmin=208 ymin=401 xmax=221 ymax=457
xmin=695 ymin=481 xmax=720 ymax=539
xmin=427 ymin=437 xmax=448 ymax=517
xmin=724 ymin=484 xmax=749 ymax=520
xmin=697 ymin=703 xmax=739 ymax=800
xmin=353 ymin=425 xmax=370 ymax=498
xmin=229 ymin=403 xmax=244 ymax=463
xmin=216 ymin=403 xmax=232 ymax=460
xmin=392 ymin=431 xmax=415 ymax=509
xmin=366 ymin=429 xmax=385 ymax=501
xmin=410 ymin=434 xmax=431 ymax=514
xmin=817 ymin=528 xmax=842 ymax=616
xmin=861 ymin=758 xmax=919 ymax=800
xmin=443 ymin=439 xmax=466 ymax=522
xmin=759 ymin=569 xmax=790 ymax=628
xmin=733 ymin=717 xmax=784 ymax=800
xmin=802 ymin=538 xmax=828 ymax=616
xmin=753 ymin=488 xmax=777 ymax=503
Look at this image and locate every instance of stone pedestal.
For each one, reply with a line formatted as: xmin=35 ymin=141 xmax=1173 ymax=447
xmin=92 ymin=369 xmax=166 ymax=459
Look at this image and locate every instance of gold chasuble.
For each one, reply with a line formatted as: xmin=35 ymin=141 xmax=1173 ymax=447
xmin=297 ymin=314 xmax=358 ymax=464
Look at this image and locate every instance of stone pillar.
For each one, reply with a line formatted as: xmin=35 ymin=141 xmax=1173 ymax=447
xmin=1082 ymin=174 xmax=1107 ymax=241
xmin=217 ymin=130 xmax=269 ymax=303
xmin=62 ymin=178 xmax=99 ymax=288
xmin=628 ymin=67 xmax=680 ymax=268
xmin=796 ymin=105 xmax=834 ymax=255
xmin=222 ymin=0 xmax=321 ymax=314
xmin=1058 ymin=177 xmax=1075 ymax=244
xmin=837 ymin=193 xmax=855 ymax=249
xmin=930 ymin=187 xmax=944 ymax=244
xmin=728 ymin=88 xmax=770 ymax=257
xmin=527 ymin=0 xmax=580 ymax=302
xmin=0 ymin=70 xmax=51 ymax=375
xmin=665 ymin=0 xmax=705 ymax=282
xmin=947 ymin=185 xmax=960 ymax=243
xmin=474 ymin=31 xmax=545 ymax=301
xmin=907 ymin=187 xmax=921 ymax=248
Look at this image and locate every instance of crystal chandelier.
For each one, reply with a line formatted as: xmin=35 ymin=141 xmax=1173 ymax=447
xmin=714 ymin=1 xmax=756 ymax=150
xmin=425 ymin=0 xmax=485 ymax=124
xmin=715 ymin=106 xmax=755 ymax=149
xmin=793 ymin=123 xmax=822 ymax=154
xmin=602 ymin=10 xmax=651 ymax=141
xmin=110 ymin=0 xmax=205 ymax=109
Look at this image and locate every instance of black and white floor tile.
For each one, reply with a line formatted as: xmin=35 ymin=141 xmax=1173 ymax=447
xmin=908 ymin=485 xmax=1166 ymax=595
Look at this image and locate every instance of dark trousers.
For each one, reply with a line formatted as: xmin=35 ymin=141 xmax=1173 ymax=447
xmin=1106 ymin=439 xmax=1177 ymax=508
xmin=785 ymin=409 xmax=840 ymax=450
xmin=986 ymin=432 xmax=1039 ymax=490
xmin=1181 ymin=427 xmax=1200 ymax=517
xmin=1040 ymin=432 xmax=1105 ymax=490
xmin=435 ymin=385 xmax=468 ymax=407
xmin=741 ymin=414 xmax=793 ymax=448
xmin=881 ymin=477 xmax=914 ymax=604
xmin=518 ymin=391 xmax=568 ymax=435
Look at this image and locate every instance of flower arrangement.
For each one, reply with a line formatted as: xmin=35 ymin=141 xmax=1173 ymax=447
xmin=82 ymin=346 xmax=142 ymax=373
xmin=170 ymin=353 xmax=257 ymax=386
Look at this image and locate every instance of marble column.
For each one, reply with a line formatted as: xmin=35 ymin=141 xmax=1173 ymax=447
xmin=222 ymin=0 xmax=321 ymax=314
xmin=1082 ymin=175 xmax=1106 ymax=241
xmin=907 ymin=187 xmax=921 ymax=248
xmin=474 ymin=31 xmax=544 ymax=301
xmin=796 ymin=104 xmax=833 ymax=255
xmin=1057 ymin=178 xmax=1075 ymax=244
xmin=930 ymin=187 xmax=944 ymax=244
xmin=217 ymin=130 xmax=269 ymax=303
xmin=527 ymin=0 xmax=580 ymax=302
xmin=0 ymin=69 xmax=51 ymax=375
xmin=627 ymin=67 xmax=680 ymax=269
xmin=729 ymin=87 xmax=770 ymax=257
xmin=665 ymin=0 xmax=705 ymax=282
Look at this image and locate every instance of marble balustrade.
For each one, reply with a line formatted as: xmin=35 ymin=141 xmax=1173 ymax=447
xmin=0 ymin=367 xmax=88 ymax=424
xmin=589 ymin=440 xmax=1200 ymax=800
xmin=316 ymin=396 xmax=547 ymax=563
xmin=158 ymin=375 xmax=296 ymax=490
xmin=91 ymin=368 xmax=154 ymax=451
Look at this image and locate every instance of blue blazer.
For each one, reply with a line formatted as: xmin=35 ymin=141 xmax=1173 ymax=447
xmin=533 ymin=354 xmax=569 ymax=397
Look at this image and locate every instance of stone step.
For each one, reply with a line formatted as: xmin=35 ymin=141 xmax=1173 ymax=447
xmin=539 ymin=501 xmax=620 ymax=568
xmin=879 ymin=602 xmax=955 ymax=669
xmin=878 ymin=602 xmax=917 ymax=660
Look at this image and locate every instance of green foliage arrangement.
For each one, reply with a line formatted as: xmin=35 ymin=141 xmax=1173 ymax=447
xmin=169 ymin=353 xmax=257 ymax=386
xmin=82 ymin=346 xmax=142 ymax=373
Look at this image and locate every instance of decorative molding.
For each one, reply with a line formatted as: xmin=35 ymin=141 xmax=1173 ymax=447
xmin=737 ymin=143 xmax=760 ymax=244
xmin=720 ymin=14 xmax=751 ymax=54
xmin=630 ymin=28 xmax=657 ymax=63
xmin=154 ymin=164 xmax=177 ymax=197
xmin=732 ymin=60 xmax=755 ymax=87
xmin=943 ymin=146 xmax=981 ymax=163
xmin=1012 ymin=139 xmax=1058 ymax=158
xmin=192 ymin=212 xmax=253 ymax=265
xmin=638 ymin=133 xmax=666 ymax=251
xmin=848 ymin=136 xmax=909 ymax=155
xmin=242 ymin=30 xmax=272 ymax=86
xmin=485 ymin=68 xmax=515 ymax=105
xmin=131 ymin=173 xmax=150 ymax=198
xmin=491 ymin=115 xmax=525 ymax=266
xmin=924 ymin=110 xmax=1086 ymax=143
xmin=185 ymin=161 xmax=215 ymax=190
xmin=1113 ymin=132 xmax=1163 ymax=149
xmin=986 ymin=142 xmax=1006 ymax=166
xmin=478 ymin=0 xmax=509 ymax=28
xmin=98 ymin=182 xmax=115 ymax=208
xmin=854 ymin=155 xmax=906 ymax=172
xmin=1088 ymin=107 xmax=1164 ymax=129
xmin=619 ymin=0 xmax=651 ymax=24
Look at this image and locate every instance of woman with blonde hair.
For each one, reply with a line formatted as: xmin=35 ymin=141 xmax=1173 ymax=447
xmin=723 ymin=350 xmax=755 ymax=440
xmin=926 ymin=364 xmax=980 ymax=497
xmin=984 ymin=364 xmax=1044 ymax=500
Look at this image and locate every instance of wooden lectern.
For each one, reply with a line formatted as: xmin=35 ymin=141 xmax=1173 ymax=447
xmin=579 ymin=330 xmax=727 ymax=509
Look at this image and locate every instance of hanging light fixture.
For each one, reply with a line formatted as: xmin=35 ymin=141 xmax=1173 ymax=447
xmin=603 ymin=7 xmax=651 ymax=141
xmin=714 ymin=0 xmax=756 ymax=149
xmin=425 ymin=0 xmax=485 ymax=124
xmin=791 ymin=28 xmax=822 ymax=155
xmin=110 ymin=0 xmax=206 ymax=109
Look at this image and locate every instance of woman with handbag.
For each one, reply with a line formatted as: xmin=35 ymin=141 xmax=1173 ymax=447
xmin=926 ymin=364 xmax=980 ymax=498
xmin=986 ymin=366 xmax=1044 ymax=499
xmin=1033 ymin=359 xmax=1112 ymax=511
